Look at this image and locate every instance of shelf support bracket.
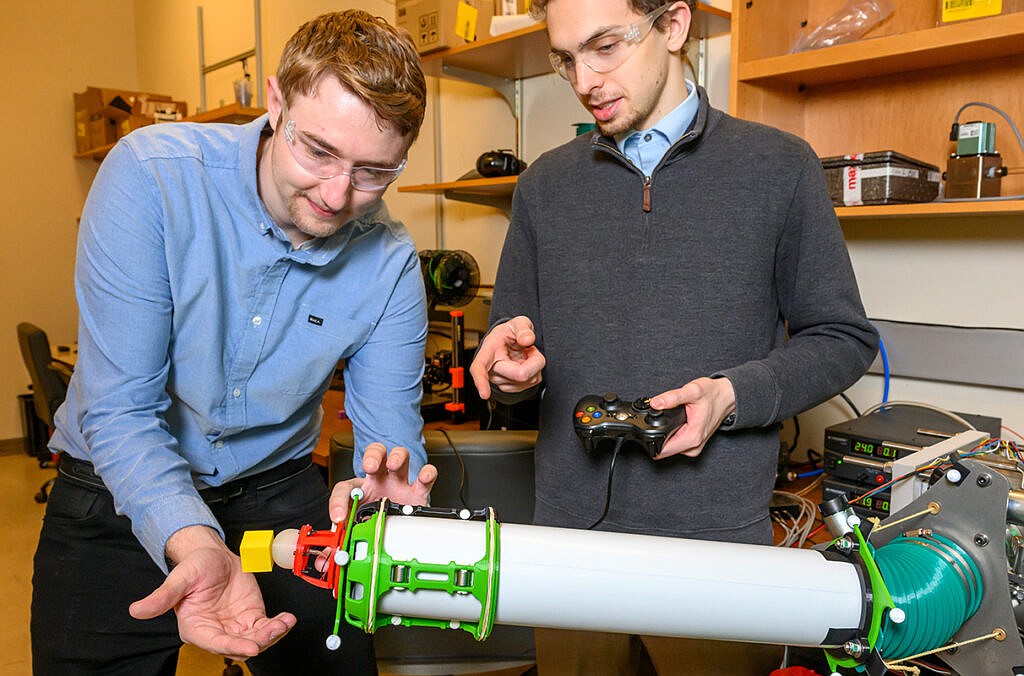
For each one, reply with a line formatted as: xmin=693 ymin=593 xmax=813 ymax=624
xmin=441 ymin=65 xmax=520 ymax=114
xmin=443 ymin=190 xmax=513 ymax=219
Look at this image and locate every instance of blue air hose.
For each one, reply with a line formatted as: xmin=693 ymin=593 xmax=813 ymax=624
xmin=874 ymin=533 xmax=983 ymax=660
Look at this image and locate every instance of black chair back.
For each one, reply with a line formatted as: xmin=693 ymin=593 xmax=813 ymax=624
xmin=16 ymin=322 xmax=68 ymax=427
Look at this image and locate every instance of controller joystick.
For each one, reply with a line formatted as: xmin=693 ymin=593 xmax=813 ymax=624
xmin=573 ymin=392 xmax=687 ymax=458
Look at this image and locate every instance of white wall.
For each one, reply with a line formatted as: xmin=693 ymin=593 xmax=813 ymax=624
xmin=0 ymin=0 xmax=138 ymax=445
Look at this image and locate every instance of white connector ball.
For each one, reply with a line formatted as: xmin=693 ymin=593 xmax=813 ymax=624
xmin=271 ymin=529 xmax=301 ymax=569
xmin=326 ymin=634 xmax=342 ymax=651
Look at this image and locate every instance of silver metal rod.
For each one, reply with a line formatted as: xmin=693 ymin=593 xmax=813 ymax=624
xmin=202 ymin=48 xmax=257 ymax=75
xmin=197 ymin=6 xmax=206 ymax=112
xmin=254 ymin=0 xmax=263 ymax=108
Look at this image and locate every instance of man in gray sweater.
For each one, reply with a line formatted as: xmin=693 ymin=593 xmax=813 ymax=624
xmin=468 ymin=0 xmax=879 ymax=673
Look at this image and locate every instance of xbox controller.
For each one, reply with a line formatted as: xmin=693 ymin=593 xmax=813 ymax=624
xmin=573 ymin=392 xmax=687 ymax=458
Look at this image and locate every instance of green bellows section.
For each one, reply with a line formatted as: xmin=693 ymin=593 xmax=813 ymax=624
xmin=874 ymin=533 xmax=983 ymax=660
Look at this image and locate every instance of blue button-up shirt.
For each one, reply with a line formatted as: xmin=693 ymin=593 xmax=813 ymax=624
xmin=617 ymin=79 xmax=699 ymax=175
xmin=52 ymin=115 xmax=427 ymax=569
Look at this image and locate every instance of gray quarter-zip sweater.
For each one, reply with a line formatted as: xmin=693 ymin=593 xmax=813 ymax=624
xmin=489 ymin=86 xmax=878 ymax=544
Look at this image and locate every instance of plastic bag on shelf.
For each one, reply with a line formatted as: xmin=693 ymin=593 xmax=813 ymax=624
xmin=790 ymin=0 xmax=895 ymax=53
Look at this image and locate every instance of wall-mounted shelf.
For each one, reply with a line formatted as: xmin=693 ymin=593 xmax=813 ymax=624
xmin=836 ymin=199 xmax=1024 ymax=221
xmin=183 ymin=102 xmax=265 ymax=124
xmin=736 ymin=12 xmax=1024 ymax=88
xmin=398 ymin=176 xmax=518 ymax=216
xmin=73 ymin=103 xmax=266 ymax=162
xmin=400 ymin=179 xmax=1024 ymax=222
xmin=731 ymin=4 xmax=1024 ymax=211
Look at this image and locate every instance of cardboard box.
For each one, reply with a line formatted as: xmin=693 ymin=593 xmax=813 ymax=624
xmin=397 ymin=0 xmax=494 ymax=54
xmin=73 ymin=89 xmax=102 ymax=152
xmin=88 ymin=116 xmax=118 ymax=149
xmin=938 ymin=0 xmax=1023 ymax=24
xmin=73 ymin=86 xmax=184 ymax=150
xmin=116 ymin=114 xmax=155 ymax=139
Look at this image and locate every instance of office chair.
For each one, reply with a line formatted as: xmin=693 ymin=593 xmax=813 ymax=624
xmin=330 ymin=429 xmax=538 ymax=676
xmin=17 ymin=322 xmax=72 ymax=503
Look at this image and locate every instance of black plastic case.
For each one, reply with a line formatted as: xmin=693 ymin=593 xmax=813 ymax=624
xmin=820 ymin=151 xmax=941 ymax=206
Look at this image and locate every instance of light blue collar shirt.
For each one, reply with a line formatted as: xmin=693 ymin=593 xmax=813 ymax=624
xmin=52 ymin=115 xmax=428 ymax=570
xmin=616 ymin=79 xmax=699 ymax=176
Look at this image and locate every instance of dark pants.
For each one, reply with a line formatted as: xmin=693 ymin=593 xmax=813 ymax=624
xmin=31 ymin=457 xmax=376 ymax=675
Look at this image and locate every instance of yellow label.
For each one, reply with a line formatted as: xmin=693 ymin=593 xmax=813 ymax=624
xmin=455 ymin=1 xmax=479 ymax=41
xmin=942 ymin=0 xmax=1003 ymax=21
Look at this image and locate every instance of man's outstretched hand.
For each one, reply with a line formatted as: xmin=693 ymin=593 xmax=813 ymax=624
xmin=130 ymin=525 xmax=296 ymax=661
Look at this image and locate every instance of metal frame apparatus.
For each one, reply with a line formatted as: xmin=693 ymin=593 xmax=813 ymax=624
xmin=196 ymin=0 xmax=263 ymax=112
xmin=243 ymin=432 xmax=1024 ymax=675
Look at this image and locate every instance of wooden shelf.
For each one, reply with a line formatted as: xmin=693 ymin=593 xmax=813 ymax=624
xmin=399 ymin=176 xmax=518 ymax=196
xmin=836 ymin=199 xmax=1024 ymax=221
xmin=736 ymin=13 xmax=1024 ymax=87
xmin=182 ymin=102 xmax=265 ymax=124
xmin=399 ymin=176 xmax=518 ymax=214
xmin=732 ymin=2 xmax=1024 ymax=201
xmin=74 ymin=143 xmax=116 ymax=161
xmin=74 ymin=103 xmax=266 ymax=162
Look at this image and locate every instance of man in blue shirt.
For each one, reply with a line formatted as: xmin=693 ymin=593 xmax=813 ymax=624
xmin=32 ymin=11 xmax=436 ymax=674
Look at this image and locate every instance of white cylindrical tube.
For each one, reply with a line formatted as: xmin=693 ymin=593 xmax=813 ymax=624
xmin=366 ymin=516 xmax=864 ymax=647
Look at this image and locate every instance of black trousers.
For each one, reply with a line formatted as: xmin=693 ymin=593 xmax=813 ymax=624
xmin=31 ymin=457 xmax=376 ymax=675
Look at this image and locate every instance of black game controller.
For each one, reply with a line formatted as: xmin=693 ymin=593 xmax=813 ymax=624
xmin=573 ymin=392 xmax=688 ymax=458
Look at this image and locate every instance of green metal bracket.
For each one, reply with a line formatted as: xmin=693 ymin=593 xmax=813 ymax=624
xmin=825 ymin=525 xmax=896 ymax=674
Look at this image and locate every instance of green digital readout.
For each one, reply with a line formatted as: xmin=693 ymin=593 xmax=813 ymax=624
xmin=852 ymin=440 xmax=875 ymax=455
xmin=859 ymin=496 xmax=890 ymax=513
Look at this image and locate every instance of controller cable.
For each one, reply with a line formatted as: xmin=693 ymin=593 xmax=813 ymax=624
xmin=438 ymin=428 xmax=470 ymax=509
xmin=585 ymin=436 xmax=626 ymax=530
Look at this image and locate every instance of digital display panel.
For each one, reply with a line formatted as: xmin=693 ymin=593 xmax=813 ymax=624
xmin=850 ymin=439 xmax=900 ymax=459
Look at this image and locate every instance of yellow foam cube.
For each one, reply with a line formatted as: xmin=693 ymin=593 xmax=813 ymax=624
xmin=239 ymin=530 xmax=275 ymax=572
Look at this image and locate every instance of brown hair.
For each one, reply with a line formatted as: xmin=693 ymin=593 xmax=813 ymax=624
xmin=277 ymin=10 xmax=426 ymax=141
xmin=530 ymin=0 xmax=694 ymax=25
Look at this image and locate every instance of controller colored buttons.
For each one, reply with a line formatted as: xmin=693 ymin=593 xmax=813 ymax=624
xmin=572 ymin=392 xmax=687 ymax=458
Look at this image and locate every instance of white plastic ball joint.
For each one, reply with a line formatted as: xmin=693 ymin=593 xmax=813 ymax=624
xmin=847 ymin=514 xmax=861 ymax=528
xmin=325 ymin=634 xmax=342 ymax=651
xmin=271 ymin=529 xmax=301 ymax=569
xmin=402 ymin=504 xmax=414 ymax=515
xmin=350 ymin=487 xmax=364 ymax=500
xmin=334 ymin=549 xmax=350 ymax=567
xmin=888 ymin=607 xmax=906 ymax=624
xmin=946 ymin=468 xmax=963 ymax=484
